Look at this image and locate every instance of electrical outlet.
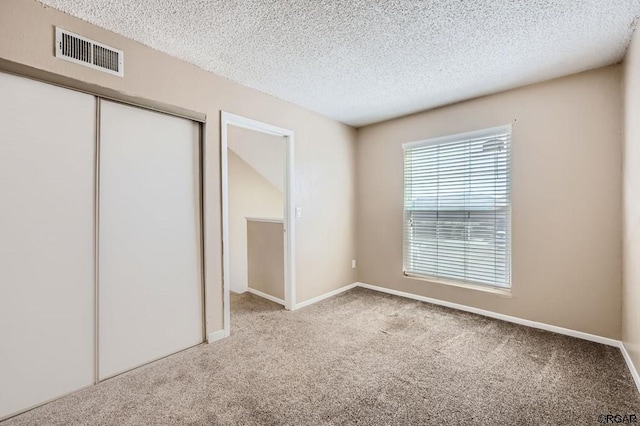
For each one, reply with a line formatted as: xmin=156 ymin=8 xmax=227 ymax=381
xmin=295 ymin=207 xmax=302 ymax=218
xmin=352 ymin=259 xmax=357 ymax=269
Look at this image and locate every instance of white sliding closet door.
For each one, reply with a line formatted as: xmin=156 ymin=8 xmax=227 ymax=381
xmin=0 ymin=73 xmax=96 ymax=419
xmin=98 ymin=100 xmax=203 ymax=380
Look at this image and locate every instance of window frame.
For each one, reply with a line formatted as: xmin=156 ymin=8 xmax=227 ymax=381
xmin=402 ymin=124 xmax=513 ymax=290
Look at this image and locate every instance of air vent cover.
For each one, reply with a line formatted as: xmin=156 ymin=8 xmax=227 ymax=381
xmin=55 ymin=28 xmax=124 ymax=77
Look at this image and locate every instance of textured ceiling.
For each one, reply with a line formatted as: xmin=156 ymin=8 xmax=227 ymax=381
xmin=39 ymin=0 xmax=640 ymax=126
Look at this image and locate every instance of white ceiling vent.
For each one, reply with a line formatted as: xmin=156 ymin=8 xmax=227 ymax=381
xmin=55 ymin=27 xmax=124 ymax=77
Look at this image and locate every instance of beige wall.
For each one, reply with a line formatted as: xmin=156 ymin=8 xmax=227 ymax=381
xmin=356 ymin=66 xmax=623 ymax=339
xmin=248 ymin=220 xmax=285 ymax=300
xmin=623 ymin=28 xmax=640 ymax=373
xmin=228 ymin=149 xmax=283 ymax=295
xmin=0 ymin=0 xmax=357 ymax=334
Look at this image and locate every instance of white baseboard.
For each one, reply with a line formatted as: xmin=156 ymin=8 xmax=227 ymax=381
xmin=293 ymin=282 xmax=358 ymax=310
xmin=207 ymin=329 xmax=227 ymax=344
xmin=620 ymin=343 xmax=640 ymax=393
xmin=356 ymin=282 xmax=620 ymax=347
xmin=247 ymin=287 xmax=285 ymax=306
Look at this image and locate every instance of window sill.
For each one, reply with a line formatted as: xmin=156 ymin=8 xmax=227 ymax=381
xmin=403 ymin=272 xmax=512 ymax=297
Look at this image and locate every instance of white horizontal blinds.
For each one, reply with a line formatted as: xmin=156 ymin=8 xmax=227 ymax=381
xmin=403 ymin=126 xmax=511 ymax=288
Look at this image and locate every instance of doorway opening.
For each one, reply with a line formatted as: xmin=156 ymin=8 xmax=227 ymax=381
xmin=221 ymin=112 xmax=295 ymax=337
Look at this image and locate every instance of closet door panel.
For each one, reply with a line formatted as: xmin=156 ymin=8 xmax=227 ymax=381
xmin=98 ymin=100 xmax=203 ymax=380
xmin=0 ymin=72 xmax=96 ymax=419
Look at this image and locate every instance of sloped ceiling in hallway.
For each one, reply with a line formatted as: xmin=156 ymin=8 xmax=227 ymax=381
xmin=228 ymin=126 xmax=286 ymax=194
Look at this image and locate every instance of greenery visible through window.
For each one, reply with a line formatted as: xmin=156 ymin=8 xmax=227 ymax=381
xmin=402 ymin=126 xmax=511 ymax=288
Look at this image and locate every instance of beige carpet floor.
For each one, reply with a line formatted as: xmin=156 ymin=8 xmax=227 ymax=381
xmin=3 ymin=287 xmax=639 ymax=425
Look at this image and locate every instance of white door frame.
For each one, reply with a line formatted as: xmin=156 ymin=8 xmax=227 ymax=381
xmin=221 ymin=111 xmax=295 ymax=337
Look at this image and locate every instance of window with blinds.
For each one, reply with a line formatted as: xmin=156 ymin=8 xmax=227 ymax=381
xmin=403 ymin=125 xmax=511 ymax=288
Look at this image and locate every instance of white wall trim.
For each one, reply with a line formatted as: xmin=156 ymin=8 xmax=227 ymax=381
xmin=356 ymin=282 xmax=620 ymax=347
xmin=620 ymin=343 xmax=640 ymax=394
xmin=247 ymin=287 xmax=285 ymax=306
xmin=221 ymin=111 xmax=295 ymax=339
xmin=293 ymin=282 xmax=358 ymax=310
xmin=246 ymin=217 xmax=284 ymax=224
xmin=207 ymin=329 xmax=227 ymax=343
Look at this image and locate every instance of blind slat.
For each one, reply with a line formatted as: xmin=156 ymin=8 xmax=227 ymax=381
xmin=403 ymin=126 xmax=511 ymax=288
